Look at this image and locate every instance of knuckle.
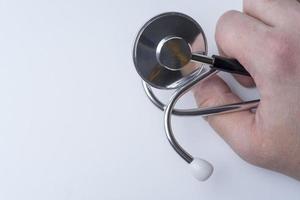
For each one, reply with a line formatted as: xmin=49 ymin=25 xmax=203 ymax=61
xmin=217 ymin=10 xmax=240 ymax=28
xmin=220 ymin=10 xmax=240 ymax=19
xmin=215 ymin=10 xmax=241 ymax=46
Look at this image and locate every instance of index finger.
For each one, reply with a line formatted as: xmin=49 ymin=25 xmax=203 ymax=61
xmin=215 ymin=10 xmax=272 ymax=83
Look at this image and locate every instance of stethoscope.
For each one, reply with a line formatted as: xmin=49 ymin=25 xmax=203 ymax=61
xmin=132 ymin=12 xmax=260 ymax=181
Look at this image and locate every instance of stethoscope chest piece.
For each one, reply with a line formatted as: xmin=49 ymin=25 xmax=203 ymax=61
xmin=133 ymin=12 xmax=207 ymax=89
xmin=133 ymin=12 xmax=259 ymax=182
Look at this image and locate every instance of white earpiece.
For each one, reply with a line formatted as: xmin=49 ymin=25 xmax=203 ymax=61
xmin=189 ymin=158 xmax=214 ymax=181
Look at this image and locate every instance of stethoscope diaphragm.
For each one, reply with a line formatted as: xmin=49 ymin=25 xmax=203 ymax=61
xmin=133 ymin=12 xmax=207 ymax=89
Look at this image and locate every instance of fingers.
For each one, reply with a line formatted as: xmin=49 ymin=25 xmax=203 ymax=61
xmin=244 ymin=0 xmax=300 ymax=27
xmin=233 ymin=74 xmax=256 ymax=88
xmin=193 ymin=75 xmax=255 ymax=152
xmin=215 ymin=10 xmax=271 ymax=81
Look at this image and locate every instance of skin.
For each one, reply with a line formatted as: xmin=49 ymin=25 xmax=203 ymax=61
xmin=193 ymin=0 xmax=300 ymax=180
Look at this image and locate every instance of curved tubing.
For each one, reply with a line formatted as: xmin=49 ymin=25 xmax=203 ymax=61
xmin=144 ymin=69 xmax=260 ymax=164
xmin=143 ymin=80 xmax=260 ymax=117
xmin=164 ymin=69 xmax=218 ymax=163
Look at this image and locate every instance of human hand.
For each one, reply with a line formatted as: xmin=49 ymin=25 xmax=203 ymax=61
xmin=193 ymin=0 xmax=300 ymax=180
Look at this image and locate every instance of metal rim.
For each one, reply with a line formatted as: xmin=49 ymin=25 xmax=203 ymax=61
xmin=133 ymin=12 xmax=208 ymax=90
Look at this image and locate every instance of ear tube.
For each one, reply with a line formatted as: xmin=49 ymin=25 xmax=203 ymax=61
xmin=164 ymin=68 xmax=217 ymax=181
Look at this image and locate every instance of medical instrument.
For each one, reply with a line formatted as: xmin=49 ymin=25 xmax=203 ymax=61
xmin=132 ymin=12 xmax=260 ymax=181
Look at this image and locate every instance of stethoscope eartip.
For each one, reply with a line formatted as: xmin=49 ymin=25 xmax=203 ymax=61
xmin=189 ymin=158 xmax=214 ymax=181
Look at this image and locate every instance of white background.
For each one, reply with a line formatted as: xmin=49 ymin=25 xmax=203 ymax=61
xmin=0 ymin=0 xmax=299 ymax=199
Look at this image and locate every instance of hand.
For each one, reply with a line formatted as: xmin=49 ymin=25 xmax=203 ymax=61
xmin=193 ymin=0 xmax=300 ymax=180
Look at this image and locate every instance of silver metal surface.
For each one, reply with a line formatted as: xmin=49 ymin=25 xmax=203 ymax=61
xmin=164 ymin=69 xmax=217 ymax=163
xmin=156 ymin=37 xmax=216 ymax=71
xmin=156 ymin=36 xmax=192 ymax=71
xmin=143 ymin=80 xmax=259 ymax=117
xmin=133 ymin=12 xmax=207 ymax=89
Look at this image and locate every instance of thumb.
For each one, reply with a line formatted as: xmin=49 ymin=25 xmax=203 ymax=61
xmin=193 ymin=75 xmax=256 ymax=156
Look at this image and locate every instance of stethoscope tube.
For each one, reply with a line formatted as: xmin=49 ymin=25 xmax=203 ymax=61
xmin=142 ymin=68 xmax=260 ymax=181
xmin=164 ymin=68 xmax=218 ymax=164
xmin=143 ymin=80 xmax=259 ymax=117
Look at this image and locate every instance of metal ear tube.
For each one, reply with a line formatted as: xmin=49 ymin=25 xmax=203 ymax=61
xmin=133 ymin=12 xmax=260 ymax=181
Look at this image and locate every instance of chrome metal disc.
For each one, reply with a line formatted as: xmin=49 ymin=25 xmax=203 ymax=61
xmin=133 ymin=12 xmax=207 ymax=89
